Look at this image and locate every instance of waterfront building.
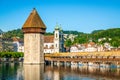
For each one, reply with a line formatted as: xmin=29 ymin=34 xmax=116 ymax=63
xmin=13 ymin=37 xmax=24 ymax=52
xmin=70 ymin=42 xmax=97 ymax=52
xmin=2 ymin=38 xmax=13 ymax=51
xmin=22 ymin=8 xmax=46 ymax=64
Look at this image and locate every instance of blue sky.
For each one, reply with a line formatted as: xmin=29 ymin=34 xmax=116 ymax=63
xmin=0 ymin=0 xmax=120 ymax=33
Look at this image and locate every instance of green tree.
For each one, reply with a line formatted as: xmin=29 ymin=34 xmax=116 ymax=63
xmin=65 ymin=39 xmax=72 ymax=47
xmin=110 ymin=37 xmax=120 ymax=48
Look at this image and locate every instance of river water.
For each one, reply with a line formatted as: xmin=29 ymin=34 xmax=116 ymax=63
xmin=0 ymin=62 xmax=120 ymax=80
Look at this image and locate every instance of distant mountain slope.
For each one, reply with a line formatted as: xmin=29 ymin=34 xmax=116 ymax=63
xmin=91 ymin=29 xmax=104 ymax=34
xmin=91 ymin=28 xmax=120 ymax=40
xmin=63 ymin=30 xmax=85 ymax=35
xmin=2 ymin=29 xmax=23 ymax=39
xmin=2 ymin=28 xmax=120 ymax=42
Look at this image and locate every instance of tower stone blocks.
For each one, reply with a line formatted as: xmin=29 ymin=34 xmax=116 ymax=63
xmin=22 ymin=8 xmax=46 ymax=64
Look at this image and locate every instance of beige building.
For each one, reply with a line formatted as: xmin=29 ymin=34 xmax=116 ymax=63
xmin=13 ymin=37 xmax=24 ymax=52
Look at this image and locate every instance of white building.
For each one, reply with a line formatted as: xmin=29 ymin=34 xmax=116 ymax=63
xmin=44 ymin=24 xmax=64 ymax=53
xmin=13 ymin=37 xmax=24 ymax=52
xmin=70 ymin=42 xmax=98 ymax=52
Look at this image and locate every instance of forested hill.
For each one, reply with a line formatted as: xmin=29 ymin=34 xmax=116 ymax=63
xmin=91 ymin=28 xmax=120 ymax=40
xmin=63 ymin=30 xmax=84 ymax=35
xmin=1 ymin=28 xmax=120 ymax=41
xmin=2 ymin=29 xmax=23 ymax=39
xmin=1 ymin=29 xmax=85 ymax=39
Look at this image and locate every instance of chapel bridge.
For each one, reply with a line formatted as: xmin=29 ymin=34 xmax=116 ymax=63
xmin=45 ymin=51 xmax=120 ymax=64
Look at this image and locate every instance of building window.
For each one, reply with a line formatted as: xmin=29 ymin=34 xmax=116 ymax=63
xmin=46 ymin=45 xmax=48 ymax=48
xmin=56 ymin=33 xmax=57 ymax=38
xmin=52 ymin=45 xmax=54 ymax=48
xmin=56 ymin=44 xmax=57 ymax=48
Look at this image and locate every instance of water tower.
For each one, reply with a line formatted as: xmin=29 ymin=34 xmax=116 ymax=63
xmin=22 ymin=8 xmax=46 ymax=64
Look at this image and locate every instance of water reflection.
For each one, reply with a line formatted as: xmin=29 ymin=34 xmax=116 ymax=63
xmin=0 ymin=62 xmax=23 ymax=80
xmin=45 ymin=65 xmax=120 ymax=80
xmin=0 ymin=63 xmax=120 ymax=80
xmin=24 ymin=64 xmax=44 ymax=80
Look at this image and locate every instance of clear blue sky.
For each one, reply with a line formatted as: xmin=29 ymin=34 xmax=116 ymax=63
xmin=0 ymin=0 xmax=120 ymax=33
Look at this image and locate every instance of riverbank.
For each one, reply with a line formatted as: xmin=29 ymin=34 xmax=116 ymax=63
xmin=0 ymin=57 xmax=23 ymax=62
xmin=0 ymin=52 xmax=24 ymax=62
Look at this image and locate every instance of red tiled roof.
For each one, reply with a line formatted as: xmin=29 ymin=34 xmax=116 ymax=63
xmin=12 ymin=37 xmax=20 ymax=42
xmin=44 ymin=35 xmax=54 ymax=43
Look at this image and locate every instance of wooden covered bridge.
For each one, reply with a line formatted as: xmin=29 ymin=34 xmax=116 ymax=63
xmin=45 ymin=51 xmax=120 ymax=66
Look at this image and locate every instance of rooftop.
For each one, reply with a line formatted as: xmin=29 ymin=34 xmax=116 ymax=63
xmin=22 ymin=8 xmax=46 ymax=29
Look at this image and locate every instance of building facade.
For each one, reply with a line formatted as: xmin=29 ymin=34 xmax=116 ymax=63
xmin=13 ymin=37 xmax=24 ymax=52
xmin=70 ymin=42 xmax=98 ymax=52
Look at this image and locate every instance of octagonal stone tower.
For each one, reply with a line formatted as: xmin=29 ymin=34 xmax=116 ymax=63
xmin=22 ymin=8 xmax=46 ymax=64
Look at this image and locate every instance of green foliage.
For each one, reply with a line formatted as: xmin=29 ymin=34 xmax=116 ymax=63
xmin=91 ymin=28 xmax=120 ymax=47
xmin=3 ymin=29 xmax=23 ymax=39
xmin=45 ymin=32 xmax=53 ymax=35
xmin=64 ymin=28 xmax=120 ymax=48
xmin=0 ymin=52 xmax=24 ymax=58
xmin=2 ymin=29 xmax=54 ymax=39
xmin=91 ymin=29 xmax=104 ymax=34
xmin=91 ymin=28 xmax=120 ymax=41
xmin=73 ymin=34 xmax=89 ymax=44
xmin=63 ymin=30 xmax=84 ymax=35
xmin=1 ymin=28 xmax=120 ymax=48
xmin=64 ymin=39 xmax=72 ymax=47
xmin=110 ymin=37 xmax=120 ymax=48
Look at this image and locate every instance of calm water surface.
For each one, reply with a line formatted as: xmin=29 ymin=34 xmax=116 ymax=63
xmin=0 ymin=62 xmax=120 ymax=80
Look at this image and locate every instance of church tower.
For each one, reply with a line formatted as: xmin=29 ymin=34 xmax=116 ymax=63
xmin=54 ymin=24 xmax=64 ymax=53
xmin=54 ymin=24 xmax=60 ymax=53
xmin=22 ymin=8 xmax=46 ymax=64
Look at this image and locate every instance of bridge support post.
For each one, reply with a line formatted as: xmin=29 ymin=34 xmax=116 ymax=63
xmin=64 ymin=61 xmax=67 ymax=66
xmin=57 ymin=61 xmax=60 ymax=66
xmin=51 ymin=61 xmax=53 ymax=66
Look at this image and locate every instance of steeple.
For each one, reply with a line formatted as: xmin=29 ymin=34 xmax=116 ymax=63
xmin=55 ymin=23 xmax=60 ymax=30
xmin=22 ymin=8 xmax=46 ymax=33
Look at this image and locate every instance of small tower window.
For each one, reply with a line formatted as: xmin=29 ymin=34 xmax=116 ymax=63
xmin=56 ymin=44 xmax=57 ymax=48
xmin=56 ymin=33 xmax=57 ymax=38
